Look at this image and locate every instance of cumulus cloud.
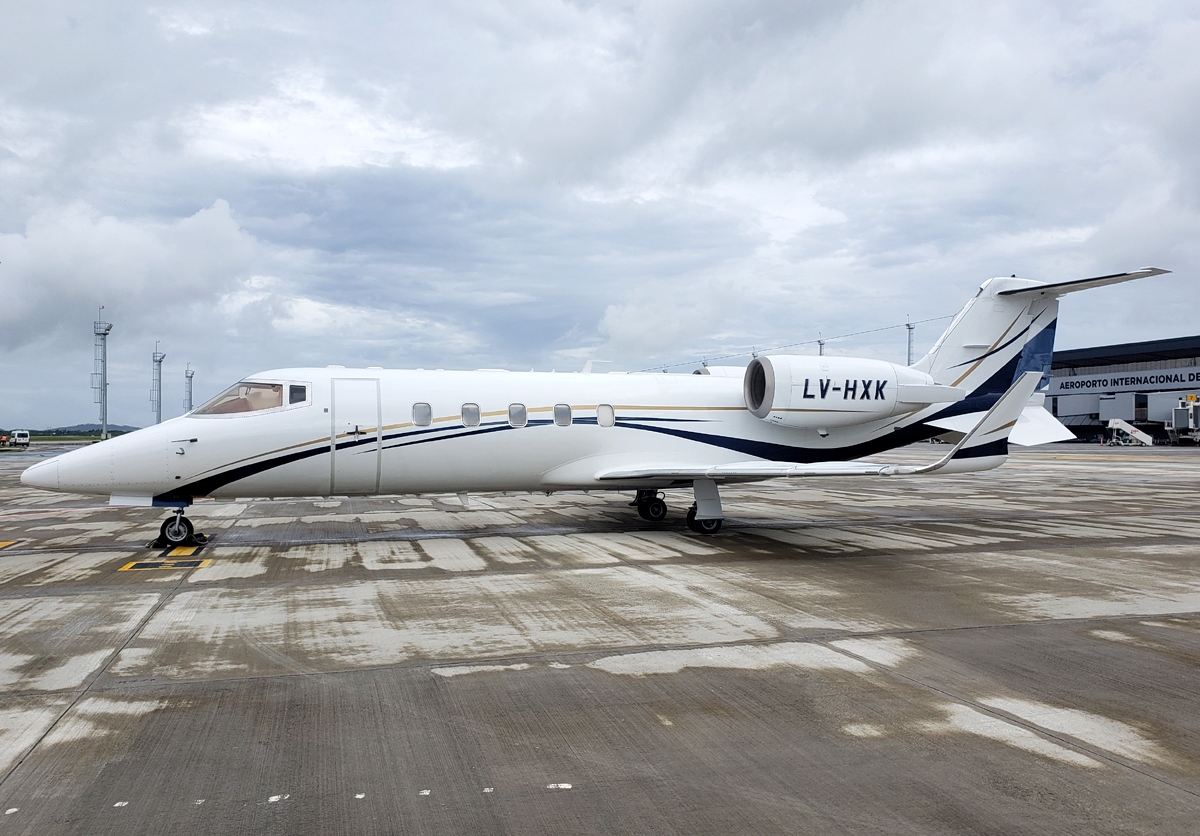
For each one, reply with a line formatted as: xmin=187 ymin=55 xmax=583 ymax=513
xmin=180 ymin=70 xmax=479 ymax=171
xmin=0 ymin=200 xmax=257 ymax=349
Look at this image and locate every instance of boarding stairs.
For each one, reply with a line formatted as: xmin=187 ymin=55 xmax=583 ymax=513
xmin=1107 ymin=418 xmax=1154 ymax=447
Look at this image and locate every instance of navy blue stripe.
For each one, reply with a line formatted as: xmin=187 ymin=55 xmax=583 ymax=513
xmin=384 ymin=423 xmax=515 ymax=450
xmin=613 ymin=421 xmax=942 ymax=464
xmin=953 ymin=438 xmax=1008 ymax=459
xmin=158 ymin=411 xmax=952 ymax=501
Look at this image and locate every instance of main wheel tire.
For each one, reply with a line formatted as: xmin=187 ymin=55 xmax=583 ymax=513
xmin=641 ymin=497 xmax=668 ymax=521
xmin=685 ymin=506 xmax=721 ymax=534
xmin=160 ymin=515 xmax=194 ymax=546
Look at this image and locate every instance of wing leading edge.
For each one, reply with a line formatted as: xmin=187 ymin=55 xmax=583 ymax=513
xmin=596 ymin=371 xmax=1044 ymax=483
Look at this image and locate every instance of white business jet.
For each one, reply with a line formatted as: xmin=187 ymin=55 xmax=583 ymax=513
xmin=21 ymin=269 xmax=1169 ymax=545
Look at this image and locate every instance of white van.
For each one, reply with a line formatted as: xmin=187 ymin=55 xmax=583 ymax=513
xmin=10 ymin=430 xmax=30 ymax=448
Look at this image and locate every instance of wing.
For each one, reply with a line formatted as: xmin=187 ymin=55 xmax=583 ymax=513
xmin=596 ymin=372 xmax=1044 ymax=483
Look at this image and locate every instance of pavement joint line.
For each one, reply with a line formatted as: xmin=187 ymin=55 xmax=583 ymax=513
xmin=823 ymin=639 xmax=1200 ymax=802
xmin=0 ymin=556 xmax=203 ymax=792
xmin=0 ymin=529 xmax=1198 ymax=603
xmin=6 ymin=506 xmax=1200 ymax=557
xmin=36 ymin=609 xmax=1199 ymax=697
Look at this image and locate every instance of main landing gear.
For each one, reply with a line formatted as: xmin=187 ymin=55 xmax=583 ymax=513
xmin=155 ymin=508 xmax=205 ymax=548
xmin=632 ymin=489 xmax=669 ymax=521
xmin=685 ymin=505 xmax=722 ymax=535
xmin=631 ymin=480 xmax=725 ymax=535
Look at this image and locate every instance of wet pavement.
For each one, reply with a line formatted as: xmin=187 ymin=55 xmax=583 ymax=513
xmin=0 ymin=442 xmax=1198 ymax=834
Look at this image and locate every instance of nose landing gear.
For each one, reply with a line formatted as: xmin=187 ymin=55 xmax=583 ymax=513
xmin=155 ymin=508 xmax=205 ymax=548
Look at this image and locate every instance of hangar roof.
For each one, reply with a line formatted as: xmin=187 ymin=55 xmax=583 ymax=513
xmin=1053 ymin=335 xmax=1200 ymax=370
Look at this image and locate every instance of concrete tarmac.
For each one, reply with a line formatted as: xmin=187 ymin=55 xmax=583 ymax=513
xmin=0 ymin=443 xmax=1198 ymax=834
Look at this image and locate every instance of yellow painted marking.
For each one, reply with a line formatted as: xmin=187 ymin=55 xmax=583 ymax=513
xmin=167 ymin=546 xmax=199 ymax=557
xmin=120 ymin=558 xmax=212 ymax=572
xmin=0 ymin=541 xmax=15 ymax=550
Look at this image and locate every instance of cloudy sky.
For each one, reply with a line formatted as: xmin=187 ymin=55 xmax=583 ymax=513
xmin=2 ymin=1 xmax=1197 ymax=428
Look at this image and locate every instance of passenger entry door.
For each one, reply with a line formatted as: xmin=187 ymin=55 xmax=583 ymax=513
xmin=331 ymin=378 xmax=381 ymax=494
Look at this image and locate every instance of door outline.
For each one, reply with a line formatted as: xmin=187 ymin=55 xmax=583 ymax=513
xmin=330 ymin=378 xmax=381 ymax=494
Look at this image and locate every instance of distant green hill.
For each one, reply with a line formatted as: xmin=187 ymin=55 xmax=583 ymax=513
xmin=1 ymin=424 xmax=142 ymax=436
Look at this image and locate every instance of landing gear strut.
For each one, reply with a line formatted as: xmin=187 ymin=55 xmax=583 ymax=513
xmin=157 ymin=508 xmax=198 ymax=547
xmin=632 ymin=489 xmax=669 ymax=522
xmin=685 ymin=478 xmax=723 ymax=535
xmin=686 ymin=505 xmax=722 ymax=534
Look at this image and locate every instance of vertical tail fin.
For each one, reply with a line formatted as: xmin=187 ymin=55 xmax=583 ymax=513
xmin=912 ymin=278 xmax=1058 ymax=399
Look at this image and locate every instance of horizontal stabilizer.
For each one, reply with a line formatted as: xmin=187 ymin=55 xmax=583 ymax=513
xmin=996 ymin=267 xmax=1170 ymax=299
xmin=1011 ymin=405 xmax=1076 ymax=446
xmin=928 ymin=404 xmax=1075 ymax=446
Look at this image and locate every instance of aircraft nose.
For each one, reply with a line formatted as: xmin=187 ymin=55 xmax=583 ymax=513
xmin=21 ymin=459 xmax=59 ymax=491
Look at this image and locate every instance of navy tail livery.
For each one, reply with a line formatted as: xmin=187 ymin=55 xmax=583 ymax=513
xmin=22 ymin=268 xmax=1170 ymax=544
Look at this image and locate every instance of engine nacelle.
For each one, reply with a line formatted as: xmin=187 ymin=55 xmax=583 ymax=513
xmin=743 ymin=355 xmax=964 ymax=429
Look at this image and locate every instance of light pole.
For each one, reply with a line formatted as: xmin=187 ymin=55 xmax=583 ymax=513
xmin=183 ymin=364 xmax=195 ymax=412
xmin=906 ymin=319 xmax=915 ymax=366
xmin=92 ymin=311 xmax=112 ymax=440
xmin=151 ymin=343 xmax=166 ymax=425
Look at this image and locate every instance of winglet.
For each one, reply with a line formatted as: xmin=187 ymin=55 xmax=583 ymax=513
xmin=912 ymin=371 xmax=1044 ymax=475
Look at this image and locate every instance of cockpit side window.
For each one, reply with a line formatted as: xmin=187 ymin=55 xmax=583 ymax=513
xmin=194 ymin=382 xmax=284 ymax=415
xmin=289 ymin=385 xmax=307 ymax=405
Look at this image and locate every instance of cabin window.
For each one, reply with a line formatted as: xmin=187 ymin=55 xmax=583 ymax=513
xmin=554 ymin=403 xmax=572 ymax=427
xmin=289 ymin=384 xmax=307 ymax=405
xmin=413 ymin=402 xmax=432 ymax=427
xmin=597 ymin=404 xmax=615 ymax=427
xmin=194 ymin=382 xmax=283 ymax=415
xmin=462 ymin=403 xmax=481 ymax=427
xmin=508 ymin=403 xmax=527 ymax=427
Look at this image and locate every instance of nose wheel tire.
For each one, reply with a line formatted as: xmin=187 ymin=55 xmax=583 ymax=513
xmin=685 ymin=506 xmax=722 ymax=534
xmin=160 ymin=515 xmax=194 ymax=546
xmin=637 ymin=497 xmax=668 ymax=522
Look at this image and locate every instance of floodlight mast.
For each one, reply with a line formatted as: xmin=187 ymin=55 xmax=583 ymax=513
xmin=92 ymin=310 xmax=113 ymax=440
xmin=183 ymin=364 xmax=195 ymax=412
xmin=151 ymin=342 xmax=166 ymax=425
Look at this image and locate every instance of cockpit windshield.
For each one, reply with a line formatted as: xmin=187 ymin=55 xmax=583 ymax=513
xmin=194 ymin=381 xmax=284 ymax=415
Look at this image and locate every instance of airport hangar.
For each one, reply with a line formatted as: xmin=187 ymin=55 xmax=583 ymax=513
xmin=1049 ymin=333 xmax=1200 ymax=441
